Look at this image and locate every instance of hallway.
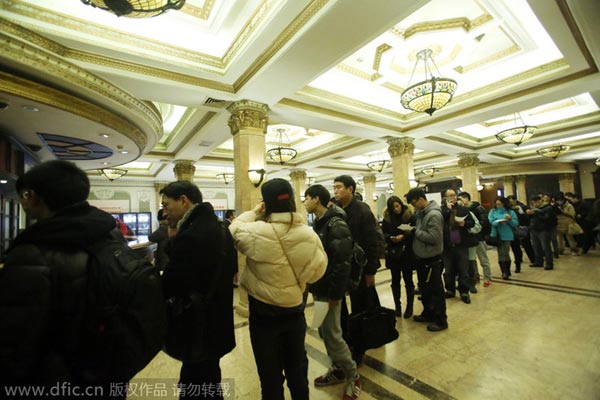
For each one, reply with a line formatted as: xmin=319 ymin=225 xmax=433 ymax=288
xmin=135 ymin=248 xmax=600 ymax=399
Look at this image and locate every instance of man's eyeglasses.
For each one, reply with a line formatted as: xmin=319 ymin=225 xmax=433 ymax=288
xmin=19 ymin=190 xmax=30 ymax=200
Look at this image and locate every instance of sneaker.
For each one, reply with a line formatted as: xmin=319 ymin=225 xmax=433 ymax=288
xmin=343 ymin=376 xmax=361 ymax=400
xmin=315 ymin=368 xmax=346 ymax=387
xmin=483 ymin=280 xmax=491 ymax=287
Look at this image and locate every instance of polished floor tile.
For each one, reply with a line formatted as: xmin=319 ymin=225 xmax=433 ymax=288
xmin=134 ymin=247 xmax=600 ymax=399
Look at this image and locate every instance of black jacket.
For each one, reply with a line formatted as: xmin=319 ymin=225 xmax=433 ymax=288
xmin=164 ymin=203 xmax=235 ymax=360
xmin=309 ymin=206 xmax=352 ymax=300
xmin=148 ymin=223 xmax=169 ymax=271
xmin=342 ymin=197 xmax=382 ymax=275
xmin=467 ymin=201 xmax=490 ymax=241
xmin=529 ymin=203 xmax=557 ymax=231
xmin=441 ymin=204 xmax=477 ymax=248
xmin=381 ymin=206 xmax=415 ymax=266
xmin=0 ymin=202 xmax=116 ymax=385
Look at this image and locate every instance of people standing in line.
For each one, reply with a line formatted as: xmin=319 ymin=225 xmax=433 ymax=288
xmin=160 ymin=181 xmax=236 ymax=400
xmin=148 ymin=208 xmax=170 ymax=272
xmin=541 ymin=193 xmax=560 ymax=259
xmin=565 ymin=193 xmax=594 ymax=254
xmin=229 ymin=178 xmax=327 ymax=400
xmin=440 ymin=189 xmax=477 ymax=304
xmin=332 ymin=175 xmax=385 ymax=365
xmin=526 ymin=195 xmax=557 ymax=270
xmin=0 ymin=160 xmax=127 ymax=399
xmin=488 ymin=196 xmax=519 ymax=280
xmin=507 ymin=195 xmax=536 ymax=269
xmin=304 ymin=184 xmax=361 ymax=400
xmin=381 ymin=196 xmax=415 ymax=318
xmin=459 ymin=192 xmax=493 ymax=287
xmin=403 ymin=188 xmax=448 ymax=332
xmin=554 ymin=193 xmax=580 ymax=256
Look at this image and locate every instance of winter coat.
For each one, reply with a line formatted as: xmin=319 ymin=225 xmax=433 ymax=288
xmin=488 ymin=207 xmax=519 ymax=241
xmin=529 ymin=203 xmax=557 ymax=232
xmin=341 ymin=197 xmax=383 ymax=275
xmin=164 ymin=203 xmax=236 ymax=360
xmin=467 ymin=201 xmax=490 ymax=241
xmin=556 ymin=201 xmax=576 ymax=234
xmin=441 ymin=204 xmax=477 ymax=248
xmin=309 ymin=206 xmax=352 ymax=301
xmin=0 ymin=202 xmax=117 ymax=385
xmin=382 ymin=206 xmax=415 ymax=266
xmin=230 ymin=210 xmax=327 ymax=308
xmin=148 ymin=223 xmax=169 ymax=271
xmin=412 ymin=201 xmax=444 ymax=259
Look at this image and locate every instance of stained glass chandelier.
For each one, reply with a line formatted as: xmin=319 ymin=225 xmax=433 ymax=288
xmin=267 ymin=128 xmax=297 ymax=165
xmin=495 ymin=113 xmax=536 ymax=146
xmin=98 ymin=168 xmax=127 ymax=181
xmin=536 ymin=144 xmax=570 ymax=159
xmin=81 ymin=0 xmax=185 ymax=18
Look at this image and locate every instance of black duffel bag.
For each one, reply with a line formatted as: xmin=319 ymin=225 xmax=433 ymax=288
xmin=347 ymin=287 xmax=399 ymax=350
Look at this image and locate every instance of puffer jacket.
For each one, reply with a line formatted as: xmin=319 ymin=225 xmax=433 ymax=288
xmin=309 ymin=206 xmax=352 ymax=301
xmin=230 ymin=210 xmax=327 ymax=308
xmin=556 ymin=201 xmax=576 ymax=234
xmin=0 ymin=202 xmax=116 ymax=385
xmin=488 ymin=207 xmax=519 ymax=241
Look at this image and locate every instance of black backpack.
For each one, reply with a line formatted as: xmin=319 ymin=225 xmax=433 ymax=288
xmin=327 ymin=217 xmax=367 ymax=291
xmin=80 ymin=230 xmax=167 ymax=383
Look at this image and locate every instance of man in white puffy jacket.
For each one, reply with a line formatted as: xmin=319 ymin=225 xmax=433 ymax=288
xmin=230 ymin=178 xmax=327 ymax=400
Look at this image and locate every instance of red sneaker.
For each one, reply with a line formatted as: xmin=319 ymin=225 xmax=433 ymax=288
xmin=483 ymin=280 xmax=491 ymax=287
xmin=343 ymin=376 xmax=361 ymax=400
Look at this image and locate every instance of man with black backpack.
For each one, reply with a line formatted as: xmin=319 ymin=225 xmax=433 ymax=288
xmin=160 ymin=181 xmax=236 ymax=400
xmin=0 ymin=160 xmax=166 ymax=399
xmin=304 ymin=185 xmax=361 ymax=400
xmin=333 ymin=175 xmax=384 ymax=366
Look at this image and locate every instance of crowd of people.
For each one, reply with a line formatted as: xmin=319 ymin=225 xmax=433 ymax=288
xmin=1 ymin=160 xmax=599 ymax=400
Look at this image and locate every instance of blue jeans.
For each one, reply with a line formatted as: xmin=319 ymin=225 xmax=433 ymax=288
xmin=530 ymin=230 xmax=553 ymax=268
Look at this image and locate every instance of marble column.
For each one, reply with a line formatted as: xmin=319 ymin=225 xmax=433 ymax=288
xmin=363 ymin=174 xmax=377 ymax=216
xmin=388 ymin=137 xmax=415 ymax=198
xmin=558 ymin=173 xmax=576 ymax=194
xmin=227 ymin=100 xmax=269 ymax=319
xmin=290 ymin=169 xmax=307 ymax=215
xmin=458 ymin=153 xmax=481 ymax=202
xmin=227 ymin=100 xmax=269 ymax=214
xmin=503 ymin=176 xmax=515 ymax=197
xmin=515 ymin=175 xmax=527 ymax=202
xmin=173 ymin=160 xmax=196 ymax=182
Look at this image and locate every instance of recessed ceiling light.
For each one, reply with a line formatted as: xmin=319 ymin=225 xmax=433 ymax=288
xmin=22 ymin=105 xmax=39 ymax=112
xmin=102 ymin=162 xmax=109 ymax=165
xmin=120 ymin=150 xmax=129 ymax=154
xmin=99 ymin=133 xmax=110 ymax=138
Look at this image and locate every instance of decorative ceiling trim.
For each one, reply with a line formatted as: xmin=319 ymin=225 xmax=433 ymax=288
xmin=234 ymin=0 xmax=330 ymax=91
xmin=0 ymin=71 xmax=147 ymax=151
xmin=393 ymin=14 xmax=493 ymax=40
xmin=556 ymin=0 xmax=597 ymax=69
xmin=171 ymin=111 xmax=218 ymax=154
xmin=373 ymin=43 xmax=392 ymax=72
xmin=179 ymin=0 xmax=215 ymax=20
xmin=454 ymin=44 xmax=521 ymax=74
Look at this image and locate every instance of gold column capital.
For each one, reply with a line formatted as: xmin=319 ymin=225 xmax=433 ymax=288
xmin=387 ymin=137 xmax=415 ymax=158
xmin=173 ymin=159 xmax=196 ymax=182
xmin=515 ymin=175 xmax=527 ymax=183
xmin=503 ymin=175 xmax=515 ymax=184
xmin=227 ymin=100 xmax=270 ymax=135
xmin=458 ymin=153 xmax=480 ymax=168
xmin=154 ymin=182 xmax=166 ymax=192
xmin=363 ymin=173 xmax=377 ymax=184
xmin=557 ymin=173 xmax=575 ymax=182
xmin=289 ymin=169 xmax=307 ymax=181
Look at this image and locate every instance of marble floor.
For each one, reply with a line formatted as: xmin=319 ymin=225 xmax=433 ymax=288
xmin=135 ymin=247 xmax=600 ymax=400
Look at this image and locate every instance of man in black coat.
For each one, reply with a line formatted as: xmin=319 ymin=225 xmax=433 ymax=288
xmin=0 ymin=160 xmax=125 ymax=398
xmin=160 ymin=181 xmax=235 ymax=400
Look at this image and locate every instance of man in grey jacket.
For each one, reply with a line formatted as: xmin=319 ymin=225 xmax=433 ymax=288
xmin=404 ymin=188 xmax=448 ymax=332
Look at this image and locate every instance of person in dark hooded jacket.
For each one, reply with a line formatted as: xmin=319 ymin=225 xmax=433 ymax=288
xmin=0 ymin=160 xmax=124 ymax=398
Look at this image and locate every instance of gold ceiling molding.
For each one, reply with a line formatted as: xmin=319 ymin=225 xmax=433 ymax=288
xmin=400 ymin=15 xmax=492 ymax=40
xmin=479 ymin=161 xmax=576 ymax=176
xmin=180 ymin=0 xmax=215 ymax=20
xmin=381 ymin=81 xmax=405 ymax=94
xmin=528 ymin=98 xmax=577 ymax=116
xmin=0 ymin=1 xmax=224 ymax=68
xmin=336 ymin=63 xmax=375 ymax=81
xmin=155 ymin=108 xmax=200 ymax=151
xmin=234 ymin=0 xmax=330 ymax=91
xmin=426 ymin=136 xmax=477 ymax=151
xmin=0 ymin=31 xmax=163 ymax=139
xmin=373 ymin=43 xmax=392 ymax=72
xmin=0 ymin=71 xmax=147 ymax=151
xmin=454 ymin=44 xmax=520 ymax=74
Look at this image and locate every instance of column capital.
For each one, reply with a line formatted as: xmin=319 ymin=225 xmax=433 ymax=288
xmin=557 ymin=173 xmax=575 ymax=182
xmin=458 ymin=153 xmax=480 ymax=168
xmin=173 ymin=159 xmax=196 ymax=182
xmin=227 ymin=100 xmax=270 ymax=135
xmin=363 ymin=173 xmax=377 ymax=184
xmin=289 ymin=169 xmax=307 ymax=181
xmin=503 ymin=175 xmax=515 ymax=184
xmin=387 ymin=137 xmax=415 ymax=157
xmin=515 ymin=175 xmax=527 ymax=183
xmin=154 ymin=182 xmax=166 ymax=192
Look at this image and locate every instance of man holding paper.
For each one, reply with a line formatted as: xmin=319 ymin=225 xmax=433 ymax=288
xmin=304 ymin=184 xmax=361 ymax=400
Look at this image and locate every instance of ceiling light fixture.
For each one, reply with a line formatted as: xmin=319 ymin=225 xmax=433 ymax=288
xmin=267 ymin=128 xmax=297 ymax=165
xmin=536 ymin=144 xmax=570 ymax=160
xmin=366 ymin=159 xmax=390 ymax=173
xmin=98 ymin=168 xmax=127 ymax=181
xmin=476 ymin=184 xmax=484 ymax=191
xmin=495 ymin=112 xmax=536 ymax=146
xmin=81 ymin=0 xmax=185 ymax=18
xmin=409 ymin=179 xmax=419 ymax=189
xmin=595 ymin=157 xmax=600 ymax=167
xmin=421 ymin=167 xmax=439 ymax=178
xmin=248 ymin=169 xmax=266 ymax=187
xmin=216 ymin=173 xmax=235 ymax=185
xmin=401 ymin=49 xmax=458 ymax=116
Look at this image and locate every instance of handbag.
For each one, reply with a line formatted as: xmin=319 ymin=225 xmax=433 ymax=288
xmin=514 ymin=225 xmax=529 ymax=239
xmin=484 ymin=234 xmax=499 ymax=247
xmin=346 ymin=287 xmax=399 ymax=350
xmin=568 ymin=222 xmax=584 ymax=236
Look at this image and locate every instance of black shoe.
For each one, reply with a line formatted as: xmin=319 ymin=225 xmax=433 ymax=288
xmin=427 ymin=322 xmax=448 ymax=332
xmin=460 ymin=293 xmax=471 ymax=304
xmin=469 ymin=286 xmax=478 ymax=294
xmin=529 ymin=264 xmax=543 ymax=268
xmin=444 ymin=291 xmax=456 ymax=298
xmin=544 ymin=265 xmax=554 ymax=270
xmin=413 ymin=314 xmax=432 ymax=323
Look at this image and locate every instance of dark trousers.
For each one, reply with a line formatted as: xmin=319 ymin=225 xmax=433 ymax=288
xmin=530 ymin=230 xmax=553 ymax=268
xmin=180 ymin=358 xmax=223 ymax=399
xmin=415 ymin=256 xmax=447 ymax=325
xmin=442 ymin=246 xmax=470 ymax=295
xmin=510 ymin=238 xmax=524 ymax=265
xmin=341 ymin=277 xmax=372 ymax=358
xmin=389 ymin=261 xmax=415 ymax=292
xmin=249 ymin=311 xmax=309 ymax=400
